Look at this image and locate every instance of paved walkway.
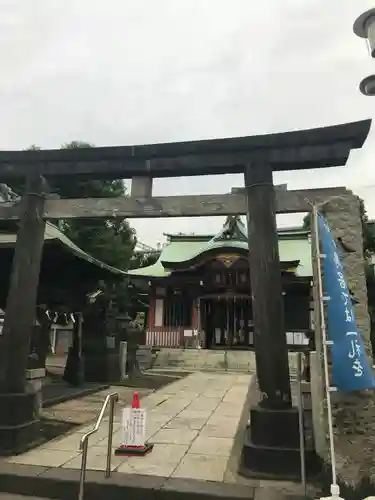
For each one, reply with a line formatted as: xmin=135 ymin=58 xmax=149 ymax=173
xmin=6 ymin=372 xmax=251 ymax=483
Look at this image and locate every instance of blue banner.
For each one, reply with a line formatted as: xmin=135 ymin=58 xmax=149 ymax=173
xmin=317 ymin=214 xmax=375 ymax=392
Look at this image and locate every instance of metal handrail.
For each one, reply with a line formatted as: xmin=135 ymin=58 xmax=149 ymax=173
xmin=78 ymin=392 xmax=119 ymax=500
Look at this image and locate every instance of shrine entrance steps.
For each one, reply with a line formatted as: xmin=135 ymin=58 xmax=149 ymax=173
xmin=151 ymin=348 xmax=299 ymax=375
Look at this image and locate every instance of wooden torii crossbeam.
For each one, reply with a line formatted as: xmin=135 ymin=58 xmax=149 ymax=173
xmin=0 ymin=119 xmax=369 ymax=179
xmin=0 ymin=118 xmax=370 ymax=463
xmin=0 ymin=187 xmax=351 ymax=220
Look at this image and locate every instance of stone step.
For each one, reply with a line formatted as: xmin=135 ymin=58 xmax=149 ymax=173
xmin=0 ymin=496 xmax=51 ymax=499
xmin=0 ymin=463 xmax=257 ymax=500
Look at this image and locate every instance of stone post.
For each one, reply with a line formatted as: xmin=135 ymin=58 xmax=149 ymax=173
xmin=318 ymin=193 xmax=373 ymax=487
xmin=25 ymin=368 xmax=45 ymax=419
xmin=320 ymin=193 xmax=371 ymax=351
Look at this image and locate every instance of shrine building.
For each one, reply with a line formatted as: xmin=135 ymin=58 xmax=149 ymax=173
xmin=128 ymin=216 xmax=313 ymax=350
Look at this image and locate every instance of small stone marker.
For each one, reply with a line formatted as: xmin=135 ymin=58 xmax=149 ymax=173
xmin=115 ymin=391 xmax=154 ymax=456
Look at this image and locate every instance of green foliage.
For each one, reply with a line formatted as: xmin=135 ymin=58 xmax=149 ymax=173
xmin=54 ymin=141 xmax=136 ymax=270
xmin=8 ymin=141 xmax=137 ymax=271
xmin=2 ymin=141 xmax=160 ymax=317
xmin=129 ymin=252 xmax=160 ymax=270
xmin=302 ymin=213 xmax=311 ymax=231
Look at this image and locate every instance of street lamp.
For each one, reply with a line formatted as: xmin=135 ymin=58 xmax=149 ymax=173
xmin=354 ymin=9 xmax=375 ymax=56
xmin=359 ymin=74 xmax=375 ymax=97
xmin=354 ymin=8 xmax=375 ymax=95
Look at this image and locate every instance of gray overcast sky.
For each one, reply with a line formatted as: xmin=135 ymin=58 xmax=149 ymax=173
xmin=1 ymin=0 xmax=375 ymax=246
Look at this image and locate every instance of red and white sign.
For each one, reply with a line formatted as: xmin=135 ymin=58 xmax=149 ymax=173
xmin=115 ymin=391 xmax=154 ymax=456
xmin=121 ymin=407 xmax=146 ymax=448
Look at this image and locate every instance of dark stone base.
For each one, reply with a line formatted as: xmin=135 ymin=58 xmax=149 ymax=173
xmin=0 ymin=392 xmax=40 ymax=455
xmin=42 ymin=383 xmax=110 ymax=408
xmin=84 ymin=353 xmax=120 ymax=383
xmin=240 ymin=405 xmax=320 ymax=480
xmin=240 ymin=434 xmax=321 ymax=481
xmin=114 ymin=442 xmax=154 ymax=456
xmin=250 ymin=406 xmax=300 ymax=448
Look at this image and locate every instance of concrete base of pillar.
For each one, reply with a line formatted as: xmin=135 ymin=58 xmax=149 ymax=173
xmin=250 ymin=406 xmax=300 ymax=447
xmin=0 ymin=392 xmax=41 ymax=456
xmin=240 ymin=405 xmax=320 ymax=480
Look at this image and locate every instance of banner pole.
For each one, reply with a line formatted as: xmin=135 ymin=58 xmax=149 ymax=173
xmin=296 ymin=352 xmax=306 ymax=496
xmin=312 ymin=206 xmax=341 ymax=499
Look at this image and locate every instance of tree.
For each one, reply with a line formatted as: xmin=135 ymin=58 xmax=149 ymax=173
xmin=52 ymin=141 xmax=136 ymax=270
xmin=6 ymin=141 xmax=164 ymax=320
xmin=9 ymin=141 xmax=137 ymax=271
xmin=129 ymin=251 xmax=160 ymax=270
xmin=302 ymin=213 xmax=310 ymax=231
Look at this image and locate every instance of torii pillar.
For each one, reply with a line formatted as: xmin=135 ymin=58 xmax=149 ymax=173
xmin=0 ymin=174 xmax=47 ymax=454
xmin=245 ymin=164 xmax=292 ymax=408
xmin=240 ymin=163 xmax=301 ymax=478
xmin=236 ymin=119 xmax=372 ymax=479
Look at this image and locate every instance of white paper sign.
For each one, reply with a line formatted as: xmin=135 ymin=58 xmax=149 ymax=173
xmin=121 ymin=408 xmax=146 ymax=447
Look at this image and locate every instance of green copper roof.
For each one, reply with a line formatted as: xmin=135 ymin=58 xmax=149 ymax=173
xmin=128 ymin=216 xmax=312 ymax=279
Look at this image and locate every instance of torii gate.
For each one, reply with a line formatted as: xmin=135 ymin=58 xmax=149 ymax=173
xmin=0 ymin=119 xmax=370 ymax=475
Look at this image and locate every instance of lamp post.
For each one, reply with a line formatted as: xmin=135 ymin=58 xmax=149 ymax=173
xmin=354 ymin=9 xmax=375 ymax=95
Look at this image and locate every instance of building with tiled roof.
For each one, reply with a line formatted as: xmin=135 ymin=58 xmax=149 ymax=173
xmin=128 ymin=216 xmax=313 ymax=350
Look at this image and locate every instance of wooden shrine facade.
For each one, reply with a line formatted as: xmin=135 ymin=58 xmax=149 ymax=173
xmin=129 ymin=220 xmax=313 ymax=350
xmin=146 ymin=269 xmax=311 ymax=351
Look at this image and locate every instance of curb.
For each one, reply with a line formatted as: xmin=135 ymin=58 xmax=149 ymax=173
xmin=0 ymin=463 xmax=256 ymax=500
xmin=42 ymin=384 xmax=110 ymax=408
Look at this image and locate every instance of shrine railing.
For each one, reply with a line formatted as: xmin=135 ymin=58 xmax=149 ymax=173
xmin=146 ymin=328 xmax=184 ymax=347
xmin=144 ymin=328 xmax=313 ymax=351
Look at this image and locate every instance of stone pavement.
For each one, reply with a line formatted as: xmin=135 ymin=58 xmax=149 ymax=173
xmin=6 ymin=372 xmax=251 ymax=483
